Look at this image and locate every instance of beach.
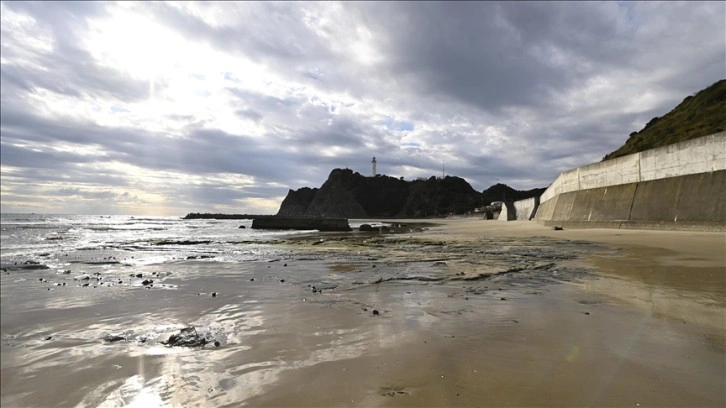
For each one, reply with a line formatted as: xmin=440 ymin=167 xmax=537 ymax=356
xmin=1 ymin=217 xmax=724 ymax=407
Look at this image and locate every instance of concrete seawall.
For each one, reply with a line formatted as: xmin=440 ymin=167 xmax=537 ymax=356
xmin=539 ymin=132 xmax=726 ymax=203
xmin=498 ymin=197 xmax=540 ymax=221
xmin=533 ymin=132 xmax=726 ymax=231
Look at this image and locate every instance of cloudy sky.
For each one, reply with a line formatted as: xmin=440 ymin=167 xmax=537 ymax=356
xmin=1 ymin=1 xmax=724 ymax=215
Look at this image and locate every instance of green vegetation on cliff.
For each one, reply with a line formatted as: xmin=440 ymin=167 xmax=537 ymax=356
xmin=603 ymin=79 xmax=726 ymax=161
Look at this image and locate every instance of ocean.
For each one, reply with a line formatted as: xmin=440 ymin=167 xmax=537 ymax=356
xmin=0 ymin=213 xmax=315 ymax=269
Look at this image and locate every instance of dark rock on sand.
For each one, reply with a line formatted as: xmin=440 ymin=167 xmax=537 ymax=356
xmin=161 ymin=326 xmax=213 ymax=348
xmin=102 ymin=334 xmax=126 ymax=342
xmin=142 ymin=279 xmax=153 ymax=286
xmin=359 ymin=224 xmax=374 ymax=232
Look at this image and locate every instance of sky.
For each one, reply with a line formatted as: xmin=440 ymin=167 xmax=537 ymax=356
xmin=1 ymin=1 xmax=724 ymax=215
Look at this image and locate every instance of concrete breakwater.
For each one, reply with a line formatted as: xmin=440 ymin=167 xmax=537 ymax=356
xmin=522 ymin=132 xmax=726 ymax=231
xmin=251 ymin=217 xmax=352 ymax=232
xmin=499 ymin=197 xmax=540 ymax=221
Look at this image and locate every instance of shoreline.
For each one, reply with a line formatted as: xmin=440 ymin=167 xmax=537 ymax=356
xmin=2 ymin=218 xmax=724 ymax=407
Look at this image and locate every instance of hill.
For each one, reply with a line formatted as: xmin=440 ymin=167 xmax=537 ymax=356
xmin=603 ymin=79 xmax=726 ymax=160
xmin=277 ymin=169 xmax=546 ymax=218
xmin=277 ymin=169 xmax=483 ymax=218
xmin=481 ymin=183 xmax=546 ymax=206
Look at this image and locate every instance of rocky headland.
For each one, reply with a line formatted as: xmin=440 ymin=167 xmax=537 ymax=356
xmin=277 ymin=168 xmax=544 ymax=219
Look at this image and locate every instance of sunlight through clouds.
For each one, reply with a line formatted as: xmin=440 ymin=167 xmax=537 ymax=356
xmin=0 ymin=1 xmax=723 ymax=214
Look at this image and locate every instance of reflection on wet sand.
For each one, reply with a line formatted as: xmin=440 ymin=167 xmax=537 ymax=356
xmin=1 ymin=220 xmax=724 ymax=407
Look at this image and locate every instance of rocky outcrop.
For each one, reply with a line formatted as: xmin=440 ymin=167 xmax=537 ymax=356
xmin=276 ymin=187 xmax=319 ymax=216
xmin=277 ymin=169 xmax=486 ymax=218
xmin=251 ymin=217 xmax=352 ymax=231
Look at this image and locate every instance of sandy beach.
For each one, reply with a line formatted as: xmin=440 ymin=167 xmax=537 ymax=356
xmin=1 ymin=218 xmax=724 ymax=407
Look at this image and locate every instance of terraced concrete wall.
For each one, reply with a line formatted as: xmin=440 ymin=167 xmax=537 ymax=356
xmin=538 ymin=171 xmax=725 ymax=230
xmin=535 ymin=132 xmax=726 ymax=231
xmin=539 ymin=132 xmax=726 ymax=203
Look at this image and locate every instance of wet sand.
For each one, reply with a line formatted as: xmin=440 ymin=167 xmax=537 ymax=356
xmin=1 ymin=219 xmax=724 ymax=407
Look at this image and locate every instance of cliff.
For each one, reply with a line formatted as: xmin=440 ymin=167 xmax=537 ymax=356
xmin=277 ymin=169 xmax=484 ymax=218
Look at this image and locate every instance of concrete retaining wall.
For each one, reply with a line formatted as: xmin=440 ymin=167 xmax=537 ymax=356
xmin=539 ymin=132 xmax=726 ymax=203
xmin=534 ymin=133 xmax=726 ymax=231
xmin=539 ymin=170 xmax=725 ymax=231
xmin=498 ymin=202 xmax=515 ymax=221
xmin=499 ymin=197 xmax=540 ymax=221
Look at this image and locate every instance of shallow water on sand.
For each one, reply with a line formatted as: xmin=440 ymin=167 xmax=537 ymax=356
xmin=1 ymin=218 xmax=724 ymax=407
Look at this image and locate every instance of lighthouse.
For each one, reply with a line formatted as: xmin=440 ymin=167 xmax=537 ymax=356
xmin=371 ymin=157 xmax=377 ymax=177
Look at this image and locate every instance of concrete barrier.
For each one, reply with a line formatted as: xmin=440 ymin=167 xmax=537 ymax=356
xmin=499 ymin=197 xmax=540 ymax=221
xmin=628 ymin=170 xmax=726 ymax=225
xmin=539 ymin=132 xmax=726 ymax=203
xmin=534 ymin=133 xmax=726 ymax=231
xmin=538 ymin=170 xmax=725 ymax=231
xmin=498 ymin=202 xmax=515 ymax=221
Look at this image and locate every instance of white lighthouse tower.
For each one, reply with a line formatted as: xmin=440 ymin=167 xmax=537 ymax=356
xmin=371 ymin=157 xmax=377 ymax=177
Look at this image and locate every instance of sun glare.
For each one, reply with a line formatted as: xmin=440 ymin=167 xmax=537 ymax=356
xmin=85 ymin=10 xmax=182 ymax=83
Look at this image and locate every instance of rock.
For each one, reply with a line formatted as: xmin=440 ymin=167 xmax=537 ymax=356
xmin=62 ymin=270 xmax=71 ymax=274
xmin=135 ymin=273 xmax=143 ymax=278
xmin=211 ymin=292 xmax=218 ymax=297
xmin=141 ymin=279 xmax=153 ymax=286
xmin=161 ymin=326 xmax=212 ymax=348
xmin=280 ymin=279 xmax=285 ymax=283
xmin=372 ymin=309 xmax=380 ymax=315
xmin=499 ymin=297 xmax=506 ymax=301
xmin=250 ymin=278 xmax=255 ymax=281
xmin=553 ymin=226 xmax=564 ymax=231
xmin=103 ymin=334 xmax=126 ymax=342
xmin=238 ymin=225 xmax=246 ymax=229
xmin=44 ymin=336 xmax=53 ymax=341
xmin=359 ymin=224 xmax=374 ymax=232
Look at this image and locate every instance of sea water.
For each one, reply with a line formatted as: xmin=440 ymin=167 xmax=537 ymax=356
xmin=0 ymin=213 xmax=313 ymax=270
